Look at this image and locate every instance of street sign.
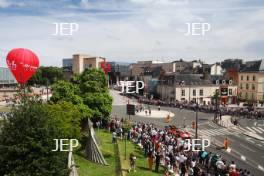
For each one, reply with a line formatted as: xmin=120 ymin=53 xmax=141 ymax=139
xmin=126 ymin=104 xmax=135 ymax=115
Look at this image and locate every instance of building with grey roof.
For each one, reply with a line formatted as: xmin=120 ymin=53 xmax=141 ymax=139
xmin=157 ymin=73 xmax=237 ymax=105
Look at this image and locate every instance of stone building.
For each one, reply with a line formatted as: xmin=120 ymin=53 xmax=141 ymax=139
xmin=238 ymin=59 xmax=264 ymax=102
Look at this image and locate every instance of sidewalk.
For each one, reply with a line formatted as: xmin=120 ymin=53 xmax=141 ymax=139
xmin=215 ymin=115 xmax=235 ymax=128
xmin=136 ymin=109 xmax=175 ymax=118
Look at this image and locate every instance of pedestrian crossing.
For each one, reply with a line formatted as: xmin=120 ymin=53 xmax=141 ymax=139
xmin=186 ymin=127 xmax=241 ymax=138
xmin=184 ymin=123 xmax=264 ymax=139
xmin=239 ymin=126 xmax=264 ymax=134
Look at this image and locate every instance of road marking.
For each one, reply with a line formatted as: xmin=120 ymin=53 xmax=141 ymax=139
xmin=252 ymin=127 xmax=263 ymax=133
xmin=241 ymin=155 xmax=246 ymax=161
xmin=257 ymin=127 xmax=264 ymax=132
xmin=256 ymin=143 xmax=262 ymax=147
xmin=226 ymin=148 xmax=231 ymax=153
xmin=245 ymin=137 xmax=255 ymax=144
xmin=238 ymin=126 xmax=248 ymax=133
xmin=210 ymin=129 xmax=223 ymax=135
xmin=240 ymin=144 xmax=256 ymax=153
xmin=246 ymin=127 xmax=256 ymax=133
xmin=258 ymin=165 xmax=264 ymax=171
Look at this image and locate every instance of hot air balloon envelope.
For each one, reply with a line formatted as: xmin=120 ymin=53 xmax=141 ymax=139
xmin=6 ymin=48 xmax=39 ymax=84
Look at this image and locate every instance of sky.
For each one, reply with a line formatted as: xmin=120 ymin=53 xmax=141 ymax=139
xmin=0 ymin=0 xmax=264 ymax=66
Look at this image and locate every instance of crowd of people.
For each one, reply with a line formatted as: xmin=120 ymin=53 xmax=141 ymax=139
xmin=108 ymin=117 xmax=253 ymax=176
xmin=135 ymin=97 xmax=264 ymax=120
xmin=129 ymin=122 xmax=253 ymax=176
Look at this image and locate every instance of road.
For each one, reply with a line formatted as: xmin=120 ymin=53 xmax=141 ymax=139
xmin=110 ymin=90 xmax=264 ymax=176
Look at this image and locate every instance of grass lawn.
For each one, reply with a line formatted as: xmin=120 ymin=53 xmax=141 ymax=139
xmin=74 ymin=130 xmax=119 ymax=176
xmin=0 ymin=106 xmax=10 ymax=112
xmin=118 ymin=139 xmax=165 ymax=176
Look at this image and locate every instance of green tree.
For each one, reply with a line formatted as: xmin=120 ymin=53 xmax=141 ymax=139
xmin=83 ymin=92 xmax=112 ymax=120
xmin=51 ymin=80 xmax=93 ymax=119
xmin=77 ymin=69 xmax=112 ymax=120
xmin=0 ymin=97 xmax=69 ymax=176
xmin=51 ymin=80 xmax=82 ymax=105
xmin=46 ymin=101 xmax=82 ymax=140
xmin=28 ymin=66 xmax=64 ymax=85
xmin=78 ymin=69 xmax=108 ymax=93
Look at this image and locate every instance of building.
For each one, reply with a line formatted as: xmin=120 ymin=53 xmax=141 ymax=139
xmin=130 ymin=60 xmax=162 ymax=78
xmin=130 ymin=59 xmax=193 ymax=79
xmin=62 ymin=58 xmax=73 ymax=70
xmin=72 ymin=54 xmax=106 ymax=74
xmin=108 ymin=62 xmax=131 ymax=84
xmin=238 ymin=60 xmax=264 ymax=102
xmin=157 ymin=73 xmax=237 ymax=105
xmin=221 ymin=59 xmax=243 ymax=85
xmin=210 ymin=63 xmax=223 ymax=76
xmin=0 ymin=67 xmax=17 ymax=87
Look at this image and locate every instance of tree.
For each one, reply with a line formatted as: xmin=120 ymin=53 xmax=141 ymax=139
xmin=45 ymin=101 xmax=82 ymax=140
xmin=213 ymin=91 xmax=220 ymax=120
xmin=51 ymin=80 xmax=82 ymax=105
xmin=78 ymin=69 xmax=108 ymax=93
xmin=28 ymin=66 xmax=64 ymax=85
xmin=0 ymin=97 xmax=69 ymax=176
xmin=50 ymin=80 xmax=93 ymax=131
xmin=77 ymin=69 xmax=112 ymax=121
xmin=82 ymin=92 xmax=112 ymax=120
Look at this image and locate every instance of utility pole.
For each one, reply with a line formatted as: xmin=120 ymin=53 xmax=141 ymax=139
xmin=195 ymin=103 xmax=198 ymax=139
xmin=214 ymin=93 xmax=218 ymax=121
xmin=125 ymin=132 xmax=127 ymax=160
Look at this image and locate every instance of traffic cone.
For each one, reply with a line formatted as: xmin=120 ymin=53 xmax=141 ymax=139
xmin=192 ymin=121 xmax=196 ymax=129
xmin=224 ymin=137 xmax=229 ymax=149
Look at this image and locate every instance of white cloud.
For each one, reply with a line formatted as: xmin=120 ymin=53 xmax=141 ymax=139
xmin=0 ymin=0 xmax=264 ymax=66
xmin=0 ymin=0 xmax=25 ymax=8
xmin=80 ymin=0 xmax=91 ymax=9
xmin=0 ymin=0 xmax=10 ymax=8
xmin=130 ymin=0 xmax=188 ymax=5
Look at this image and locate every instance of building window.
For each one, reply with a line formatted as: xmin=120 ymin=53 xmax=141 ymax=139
xmin=193 ymin=89 xmax=196 ymax=96
xmin=229 ymin=89 xmax=232 ymax=95
xmin=241 ymin=75 xmax=243 ymax=80
xmin=252 ymin=84 xmax=255 ymax=90
xmin=252 ymin=93 xmax=254 ymax=100
xmin=246 ymin=83 xmax=249 ymax=89
xmin=199 ymin=89 xmax=203 ymax=96
xmin=181 ymin=89 xmax=185 ymax=96
xmin=247 ymin=76 xmax=249 ymax=81
xmin=253 ymin=75 xmax=255 ymax=81
xmin=240 ymin=84 xmax=243 ymax=89
xmin=245 ymin=93 xmax=248 ymax=99
xmin=84 ymin=64 xmax=92 ymax=69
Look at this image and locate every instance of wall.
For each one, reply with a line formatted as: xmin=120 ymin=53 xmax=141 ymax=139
xmin=210 ymin=64 xmax=222 ymax=75
xmin=238 ymin=72 xmax=261 ymax=101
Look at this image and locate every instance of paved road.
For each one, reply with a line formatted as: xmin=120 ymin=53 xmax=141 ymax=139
xmin=110 ymin=90 xmax=264 ymax=176
xmin=237 ymin=118 xmax=264 ymax=138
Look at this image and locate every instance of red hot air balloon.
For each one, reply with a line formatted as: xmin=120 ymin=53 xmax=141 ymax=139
xmin=6 ymin=48 xmax=39 ymax=84
xmin=100 ymin=61 xmax=111 ymax=75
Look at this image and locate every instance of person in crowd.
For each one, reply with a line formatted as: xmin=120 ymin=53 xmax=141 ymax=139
xmin=147 ymin=150 xmax=155 ymax=171
xmin=129 ymin=153 xmax=137 ymax=172
xmin=111 ymin=117 xmax=252 ymax=176
xmin=112 ymin=131 xmax=117 ymax=144
xmin=155 ymin=151 xmax=161 ymax=172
